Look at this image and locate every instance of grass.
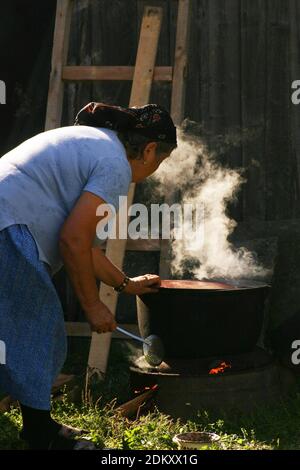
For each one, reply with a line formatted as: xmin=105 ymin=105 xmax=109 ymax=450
xmin=1 ymin=338 xmax=300 ymax=450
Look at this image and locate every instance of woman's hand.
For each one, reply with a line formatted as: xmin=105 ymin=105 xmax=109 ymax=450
xmin=124 ymin=274 xmax=161 ymax=295
xmin=84 ymin=301 xmax=117 ymax=334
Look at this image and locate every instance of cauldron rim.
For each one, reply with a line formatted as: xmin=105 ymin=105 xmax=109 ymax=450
xmin=158 ymin=279 xmax=270 ymax=293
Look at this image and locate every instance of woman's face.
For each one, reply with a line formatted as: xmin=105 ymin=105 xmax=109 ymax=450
xmin=129 ymin=143 xmax=170 ymax=183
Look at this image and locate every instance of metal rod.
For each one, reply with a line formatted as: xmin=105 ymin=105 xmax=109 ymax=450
xmin=116 ymin=326 xmax=147 ymax=344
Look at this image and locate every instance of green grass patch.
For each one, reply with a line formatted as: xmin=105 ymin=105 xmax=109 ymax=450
xmin=1 ymin=338 xmax=300 ymax=450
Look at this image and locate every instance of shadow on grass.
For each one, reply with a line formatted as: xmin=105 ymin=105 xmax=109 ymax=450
xmin=188 ymin=386 xmax=300 ymax=450
xmin=63 ymin=337 xmax=139 ymax=406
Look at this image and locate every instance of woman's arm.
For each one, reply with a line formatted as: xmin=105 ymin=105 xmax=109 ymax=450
xmin=91 ymin=246 xmax=161 ymax=294
xmin=59 ymin=192 xmax=117 ymax=333
xmin=59 ymin=191 xmax=160 ymax=333
xmin=91 ymin=246 xmax=126 ymax=287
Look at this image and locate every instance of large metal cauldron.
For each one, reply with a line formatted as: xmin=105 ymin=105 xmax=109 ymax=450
xmin=137 ymin=280 xmax=270 ymax=359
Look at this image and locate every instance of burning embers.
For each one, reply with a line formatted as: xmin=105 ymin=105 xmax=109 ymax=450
xmin=134 ymin=384 xmax=159 ymax=395
xmin=209 ymin=361 xmax=232 ymax=375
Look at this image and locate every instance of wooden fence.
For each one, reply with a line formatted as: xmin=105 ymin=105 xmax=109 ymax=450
xmin=61 ymin=0 xmax=300 ymax=223
xmin=2 ymin=0 xmax=300 ymax=322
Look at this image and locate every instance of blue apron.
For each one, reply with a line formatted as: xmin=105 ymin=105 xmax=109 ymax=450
xmin=0 ymin=225 xmax=67 ymax=410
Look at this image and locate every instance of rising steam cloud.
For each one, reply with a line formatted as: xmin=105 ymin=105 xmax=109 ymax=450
xmin=154 ymin=130 xmax=268 ymax=280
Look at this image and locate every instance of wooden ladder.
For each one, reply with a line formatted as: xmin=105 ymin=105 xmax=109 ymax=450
xmin=45 ymin=0 xmax=191 ymax=380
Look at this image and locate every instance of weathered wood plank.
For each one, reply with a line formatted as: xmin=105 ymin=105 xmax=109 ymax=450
xmin=45 ymin=0 xmax=73 ymax=129
xmin=207 ymin=0 xmax=224 ymax=139
xmin=62 ymin=65 xmax=173 ymax=81
xmin=265 ymin=0 xmax=296 ymax=220
xmin=185 ymin=0 xmax=206 ymax=124
xmin=136 ymin=0 xmax=172 ymax=71
xmin=230 ymin=217 xmax=300 ymax=240
xmin=241 ymin=0 xmax=267 ymax=221
xmin=63 ymin=0 xmax=139 ymax=126
xmin=209 ymin=1 xmax=243 ymax=220
xmin=130 ymin=6 xmax=163 ymax=105
xmin=63 ymin=0 xmax=93 ymax=125
xmin=170 ymin=0 xmax=191 ymax=125
xmin=207 ymin=1 xmax=241 ymax=152
xmin=222 ymin=0 xmax=242 ymax=169
xmin=90 ymin=0 xmax=138 ymax=106
xmin=159 ymin=0 xmax=191 ymax=280
xmin=289 ymin=0 xmax=300 ymax=216
xmin=137 ymin=0 xmax=172 ymax=106
xmin=115 ymin=388 xmax=157 ymax=418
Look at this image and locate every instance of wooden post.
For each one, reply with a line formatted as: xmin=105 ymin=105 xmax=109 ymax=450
xmin=130 ymin=7 xmax=164 ymax=107
xmin=45 ymin=0 xmax=72 ymax=130
xmin=87 ymin=6 xmax=163 ymax=380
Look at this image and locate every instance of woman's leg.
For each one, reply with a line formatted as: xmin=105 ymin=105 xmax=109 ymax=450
xmin=0 ymin=225 xmax=67 ymax=411
xmin=19 ymin=403 xmax=95 ymax=449
xmin=19 ymin=403 xmax=61 ymax=449
xmin=0 ymin=225 xmax=95 ymax=449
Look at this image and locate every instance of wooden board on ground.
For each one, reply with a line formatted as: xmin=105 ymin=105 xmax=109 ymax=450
xmin=115 ymin=387 xmax=157 ymax=418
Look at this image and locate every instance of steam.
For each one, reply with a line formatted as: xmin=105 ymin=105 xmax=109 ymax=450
xmin=154 ymin=130 xmax=268 ymax=280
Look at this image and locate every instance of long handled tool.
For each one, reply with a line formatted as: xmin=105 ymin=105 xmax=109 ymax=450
xmin=116 ymin=326 xmax=164 ymax=367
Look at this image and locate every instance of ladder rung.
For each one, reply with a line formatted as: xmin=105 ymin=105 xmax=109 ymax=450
xmin=62 ymin=65 xmax=173 ymax=82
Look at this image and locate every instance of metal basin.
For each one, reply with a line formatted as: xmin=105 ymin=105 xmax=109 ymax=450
xmin=137 ymin=279 xmax=270 ymax=359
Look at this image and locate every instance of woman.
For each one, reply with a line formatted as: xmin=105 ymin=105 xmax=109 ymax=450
xmin=0 ymin=102 xmax=177 ymax=449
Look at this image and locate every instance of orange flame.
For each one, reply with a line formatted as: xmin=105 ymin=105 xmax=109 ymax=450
xmin=209 ymin=361 xmax=232 ymax=375
xmin=134 ymin=384 xmax=158 ymax=394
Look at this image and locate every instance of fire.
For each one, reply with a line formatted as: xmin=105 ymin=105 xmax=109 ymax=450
xmin=209 ymin=361 xmax=232 ymax=375
xmin=134 ymin=384 xmax=158 ymax=394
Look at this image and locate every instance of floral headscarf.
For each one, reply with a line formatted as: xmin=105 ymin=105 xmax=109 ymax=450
xmin=75 ymin=102 xmax=177 ymax=145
